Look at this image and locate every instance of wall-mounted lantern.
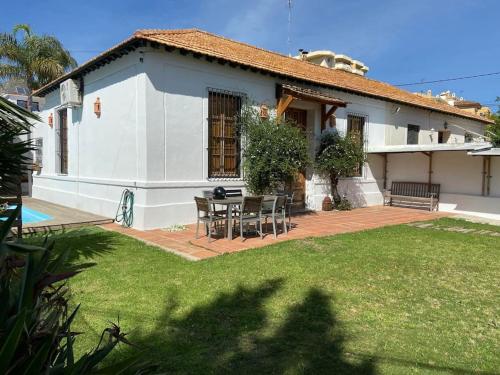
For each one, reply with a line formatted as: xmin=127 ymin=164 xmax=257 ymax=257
xmin=48 ymin=113 xmax=53 ymax=128
xmin=259 ymin=103 xmax=269 ymax=119
xmin=94 ymin=97 xmax=101 ymax=118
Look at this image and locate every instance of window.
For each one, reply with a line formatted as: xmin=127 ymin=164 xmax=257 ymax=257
xmin=16 ymin=99 xmax=27 ymax=109
xmin=407 ymin=124 xmax=420 ymax=144
xmin=347 ymin=114 xmax=366 ymax=177
xmin=208 ymin=89 xmax=242 ymax=178
xmin=16 ymin=99 xmax=39 ymax=111
xmin=438 ymin=130 xmax=450 ymax=144
xmin=464 ymin=132 xmax=474 ymax=143
xmin=34 ymin=138 xmax=43 ymax=166
xmin=56 ymin=109 xmax=68 ymax=174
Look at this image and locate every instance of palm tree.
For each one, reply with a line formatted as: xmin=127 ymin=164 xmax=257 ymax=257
xmin=0 ymin=24 xmax=77 ymax=111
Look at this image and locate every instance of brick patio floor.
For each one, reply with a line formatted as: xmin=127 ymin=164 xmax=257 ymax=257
xmin=101 ymin=206 xmax=450 ymax=261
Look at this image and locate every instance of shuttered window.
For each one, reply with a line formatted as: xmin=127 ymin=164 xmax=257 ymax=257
xmin=56 ymin=109 xmax=68 ymax=174
xmin=208 ymin=89 xmax=242 ymax=178
xmin=347 ymin=114 xmax=366 ymax=177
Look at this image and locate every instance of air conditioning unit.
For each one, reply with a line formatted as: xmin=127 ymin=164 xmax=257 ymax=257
xmin=60 ymin=79 xmax=82 ymax=106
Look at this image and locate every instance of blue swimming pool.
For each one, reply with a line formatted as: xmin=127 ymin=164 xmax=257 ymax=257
xmin=0 ymin=206 xmax=53 ymax=224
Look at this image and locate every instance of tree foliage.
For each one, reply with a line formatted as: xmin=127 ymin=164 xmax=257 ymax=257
xmin=315 ymin=131 xmax=366 ymax=205
xmin=240 ymin=107 xmax=310 ymax=195
xmin=0 ymin=96 xmax=38 ymax=193
xmin=0 ymin=24 xmax=76 ymax=107
xmin=0 ymin=208 xmax=153 ymax=374
xmin=486 ymin=97 xmax=500 ymax=147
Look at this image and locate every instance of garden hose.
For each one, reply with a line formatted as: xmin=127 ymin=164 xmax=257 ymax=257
xmin=115 ymin=189 xmax=134 ymax=227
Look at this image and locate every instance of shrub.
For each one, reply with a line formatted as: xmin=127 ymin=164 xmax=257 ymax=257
xmin=0 ymin=207 xmax=152 ymax=373
xmin=240 ymin=107 xmax=310 ymax=195
xmin=336 ymin=197 xmax=352 ymax=211
xmin=315 ymin=131 xmax=365 ymax=205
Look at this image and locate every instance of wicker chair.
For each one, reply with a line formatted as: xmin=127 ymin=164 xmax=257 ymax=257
xmin=237 ymin=196 xmax=264 ymax=241
xmin=194 ymin=196 xmax=226 ymax=242
xmin=262 ymin=195 xmax=288 ymax=238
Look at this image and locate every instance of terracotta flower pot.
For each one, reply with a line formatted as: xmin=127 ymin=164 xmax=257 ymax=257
xmin=322 ymin=196 xmax=333 ymax=211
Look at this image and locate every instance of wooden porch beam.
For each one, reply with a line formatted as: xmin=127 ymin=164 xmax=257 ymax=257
xmin=482 ymin=156 xmax=487 ymax=196
xmin=487 ymin=155 xmax=492 ymax=196
xmin=276 ymin=94 xmax=294 ymax=118
xmin=427 ymin=151 xmax=433 ymax=188
xmin=321 ymin=104 xmax=338 ymax=132
xmin=382 ymin=153 xmax=388 ymax=190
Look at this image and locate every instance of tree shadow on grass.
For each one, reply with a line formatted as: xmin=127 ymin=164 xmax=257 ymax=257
xmin=119 ymin=278 xmax=376 ymax=374
xmin=25 ymin=227 xmax=117 ymax=268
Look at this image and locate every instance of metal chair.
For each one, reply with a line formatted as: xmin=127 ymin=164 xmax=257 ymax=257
xmin=194 ymin=196 xmax=226 ymax=242
xmin=263 ymin=195 xmax=288 ymax=238
xmin=276 ymin=190 xmax=295 ymax=230
xmin=237 ymin=196 xmax=264 ymax=241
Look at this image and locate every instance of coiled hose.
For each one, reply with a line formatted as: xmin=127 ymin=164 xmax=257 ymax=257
xmin=115 ymin=189 xmax=134 ymax=227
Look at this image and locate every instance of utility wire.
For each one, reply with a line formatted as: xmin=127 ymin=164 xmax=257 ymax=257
xmin=395 ymin=71 xmax=500 ymax=86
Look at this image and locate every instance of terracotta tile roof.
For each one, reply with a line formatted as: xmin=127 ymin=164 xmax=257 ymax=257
xmin=34 ymin=29 xmax=493 ymax=124
xmin=454 ymin=100 xmax=482 ymax=109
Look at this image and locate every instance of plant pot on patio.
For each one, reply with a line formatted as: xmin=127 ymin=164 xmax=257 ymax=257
xmin=322 ymin=196 xmax=333 ymax=211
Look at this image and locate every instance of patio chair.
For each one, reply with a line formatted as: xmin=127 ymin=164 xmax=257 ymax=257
xmin=262 ymin=195 xmax=288 ymax=238
xmin=237 ymin=196 xmax=264 ymax=241
xmin=194 ymin=196 xmax=226 ymax=242
xmin=276 ymin=190 xmax=295 ymax=230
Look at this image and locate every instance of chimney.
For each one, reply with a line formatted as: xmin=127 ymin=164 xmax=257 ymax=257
xmin=298 ymin=49 xmax=309 ymax=60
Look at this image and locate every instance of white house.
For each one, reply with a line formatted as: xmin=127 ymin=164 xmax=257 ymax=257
xmin=30 ymin=29 xmax=498 ymax=229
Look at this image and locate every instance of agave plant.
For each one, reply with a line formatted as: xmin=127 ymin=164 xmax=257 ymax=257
xmin=0 ymin=207 xmax=152 ymax=374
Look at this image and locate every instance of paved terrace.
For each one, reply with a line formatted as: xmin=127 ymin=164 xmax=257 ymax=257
xmin=102 ymin=206 xmax=449 ymax=261
xmin=21 ymin=197 xmax=113 ymax=235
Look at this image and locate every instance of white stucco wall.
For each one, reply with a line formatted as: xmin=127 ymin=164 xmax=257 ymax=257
xmin=31 ymin=45 xmax=498 ymax=228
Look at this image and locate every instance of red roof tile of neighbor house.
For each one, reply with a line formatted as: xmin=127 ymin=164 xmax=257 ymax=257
xmin=34 ymin=29 xmax=493 ymax=124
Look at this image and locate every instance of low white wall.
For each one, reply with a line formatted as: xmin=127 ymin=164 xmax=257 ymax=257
xmin=32 ymin=175 xmax=246 ymax=230
xmin=439 ymin=193 xmax=500 ymax=220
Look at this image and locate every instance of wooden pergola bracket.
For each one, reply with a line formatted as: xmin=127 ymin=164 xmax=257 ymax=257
xmin=276 ymin=94 xmax=294 ymax=118
xmin=321 ymin=104 xmax=338 ymax=132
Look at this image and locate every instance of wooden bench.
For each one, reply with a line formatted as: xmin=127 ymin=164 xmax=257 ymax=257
xmin=384 ymin=181 xmax=440 ymax=211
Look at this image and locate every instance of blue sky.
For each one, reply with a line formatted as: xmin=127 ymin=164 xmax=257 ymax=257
xmin=3 ymin=0 xmax=499 ymax=106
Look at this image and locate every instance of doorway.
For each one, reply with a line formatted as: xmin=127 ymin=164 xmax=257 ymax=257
xmin=285 ymin=108 xmax=307 ymax=209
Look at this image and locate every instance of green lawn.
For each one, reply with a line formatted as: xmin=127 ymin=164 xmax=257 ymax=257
xmin=31 ymin=218 xmax=499 ymax=374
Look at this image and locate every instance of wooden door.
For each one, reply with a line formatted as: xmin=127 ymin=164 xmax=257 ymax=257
xmin=285 ymin=108 xmax=307 ymax=209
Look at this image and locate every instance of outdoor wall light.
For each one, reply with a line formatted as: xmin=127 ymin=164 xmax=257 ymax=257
xmin=443 ymin=121 xmax=448 ymax=129
xmin=48 ymin=113 xmax=53 ymax=127
xmin=94 ymin=97 xmax=101 ymax=118
xmin=259 ymin=103 xmax=269 ymax=119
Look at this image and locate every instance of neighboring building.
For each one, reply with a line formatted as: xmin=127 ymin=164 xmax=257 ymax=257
xmin=416 ymin=90 xmax=492 ymax=118
xmin=1 ymin=84 xmax=44 ymax=112
xmin=1 ymin=84 xmax=45 ymax=195
xmin=30 ymin=29 xmax=499 ymax=229
xmin=294 ymin=50 xmax=369 ymax=76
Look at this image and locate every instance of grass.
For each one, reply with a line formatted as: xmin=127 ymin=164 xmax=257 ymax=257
xmin=29 ymin=218 xmax=499 ymax=374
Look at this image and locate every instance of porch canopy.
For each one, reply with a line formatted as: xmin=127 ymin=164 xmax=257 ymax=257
xmin=276 ymin=83 xmax=347 ymax=130
xmin=368 ymin=143 xmax=495 ymax=196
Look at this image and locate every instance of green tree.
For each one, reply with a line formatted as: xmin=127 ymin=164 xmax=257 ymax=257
xmin=486 ymin=97 xmax=500 ymax=147
xmin=241 ymin=107 xmax=310 ymax=195
xmin=315 ymin=131 xmax=366 ymax=205
xmin=0 ymin=24 xmax=76 ymax=110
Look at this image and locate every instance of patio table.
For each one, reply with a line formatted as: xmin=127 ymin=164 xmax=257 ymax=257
xmin=211 ymin=195 xmax=276 ymax=240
